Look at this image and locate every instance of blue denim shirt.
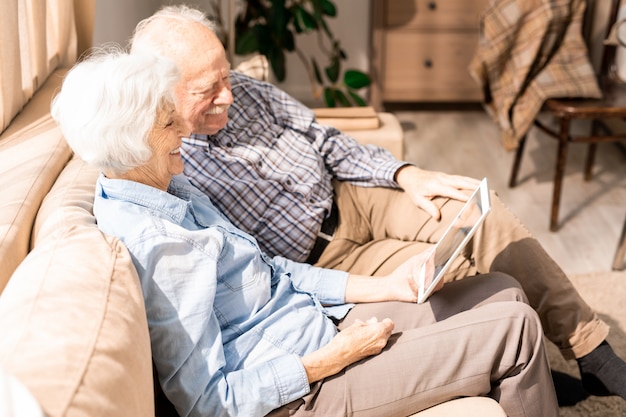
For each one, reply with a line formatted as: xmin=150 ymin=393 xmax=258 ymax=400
xmin=93 ymin=174 xmax=350 ymax=417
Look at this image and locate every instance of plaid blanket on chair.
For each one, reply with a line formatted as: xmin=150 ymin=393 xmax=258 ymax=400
xmin=469 ymin=0 xmax=602 ymax=150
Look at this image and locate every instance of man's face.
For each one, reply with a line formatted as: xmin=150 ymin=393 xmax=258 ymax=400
xmin=175 ymin=31 xmax=234 ymax=136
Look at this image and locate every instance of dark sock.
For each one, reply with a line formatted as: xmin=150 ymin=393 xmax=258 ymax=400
xmin=577 ymin=340 xmax=626 ymax=400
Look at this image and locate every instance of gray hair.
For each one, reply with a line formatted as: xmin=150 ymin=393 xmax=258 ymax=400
xmin=51 ymin=47 xmax=180 ymax=175
xmin=129 ymin=5 xmax=219 ymax=57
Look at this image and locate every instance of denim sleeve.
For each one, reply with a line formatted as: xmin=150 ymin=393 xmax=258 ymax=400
xmin=129 ymin=228 xmax=311 ymax=417
xmin=270 ymin=255 xmax=348 ymax=305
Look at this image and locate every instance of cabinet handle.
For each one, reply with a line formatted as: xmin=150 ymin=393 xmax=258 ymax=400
xmin=424 ymin=59 xmax=433 ymax=68
xmin=428 ymin=1 xmax=437 ymax=11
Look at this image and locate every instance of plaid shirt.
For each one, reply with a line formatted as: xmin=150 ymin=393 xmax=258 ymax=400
xmin=182 ymin=71 xmax=405 ymax=261
xmin=469 ymin=0 xmax=601 ymax=150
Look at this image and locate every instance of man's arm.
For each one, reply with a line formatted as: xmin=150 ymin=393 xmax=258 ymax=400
xmin=395 ymin=165 xmax=481 ymax=220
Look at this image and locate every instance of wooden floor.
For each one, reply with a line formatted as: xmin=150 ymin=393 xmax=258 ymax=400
xmin=394 ymin=109 xmax=626 ymax=276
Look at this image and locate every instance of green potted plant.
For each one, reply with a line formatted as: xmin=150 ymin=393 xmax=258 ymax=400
xmin=232 ymin=0 xmax=371 ymax=107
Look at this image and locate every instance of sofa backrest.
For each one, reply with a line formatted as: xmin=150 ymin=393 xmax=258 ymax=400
xmin=0 ymin=69 xmax=72 ymax=291
xmin=0 ymin=0 xmax=95 ymax=291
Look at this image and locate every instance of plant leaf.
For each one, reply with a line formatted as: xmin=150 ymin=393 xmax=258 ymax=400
xmin=253 ymin=24 xmax=272 ymax=54
xmin=344 ymin=70 xmax=371 ymax=89
xmin=319 ymin=15 xmax=333 ymax=38
xmin=321 ymin=0 xmax=337 ymax=17
xmin=323 ymin=87 xmax=336 ymax=107
xmin=348 ymin=90 xmax=367 ymax=106
xmin=311 ymin=0 xmax=324 ymax=22
xmin=325 ymin=57 xmax=340 ymax=83
xmin=268 ymin=45 xmax=287 ymax=81
xmin=294 ymin=6 xmax=318 ymax=31
xmin=312 ymin=58 xmax=322 ymax=84
xmin=283 ymin=29 xmax=295 ymax=52
xmin=333 ymin=89 xmax=351 ymax=107
xmin=269 ymin=0 xmax=288 ymax=37
xmin=235 ymin=29 xmax=259 ymax=55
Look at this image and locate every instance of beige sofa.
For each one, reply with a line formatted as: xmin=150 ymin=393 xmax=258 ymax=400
xmin=0 ymin=5 xmax=505 ymax=417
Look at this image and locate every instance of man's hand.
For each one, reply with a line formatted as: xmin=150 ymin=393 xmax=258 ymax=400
xmin=395 ymin=165 xmax=480 ymax=220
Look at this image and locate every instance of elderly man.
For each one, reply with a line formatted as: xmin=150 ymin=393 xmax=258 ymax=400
xmin=129 ymin=4 xmax=626 ymax=401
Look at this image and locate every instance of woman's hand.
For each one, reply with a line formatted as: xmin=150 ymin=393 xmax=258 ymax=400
xmin=301 ymin=317 xmax=394 ymax=383
xmin=385 ymin=249 xmax=437 ymax=303
xmin=344 ymin=249 xmax=436 ymax=304
xmin=395 ymin=165 xmax=480 ymax=220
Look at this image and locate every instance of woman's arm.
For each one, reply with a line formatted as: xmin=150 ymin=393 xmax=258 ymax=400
xmin=299 ymin=251 xmax=438 ymax=382
xmin=345 ymin=249 xmax=436 ymax=304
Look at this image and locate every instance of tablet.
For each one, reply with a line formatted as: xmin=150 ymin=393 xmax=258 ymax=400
xmin=417 ymin=177 xmax=491 ymax=304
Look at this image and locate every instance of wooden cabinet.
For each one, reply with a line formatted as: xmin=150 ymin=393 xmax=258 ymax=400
xmin=370 ymin=0 xmax=490 ymax=108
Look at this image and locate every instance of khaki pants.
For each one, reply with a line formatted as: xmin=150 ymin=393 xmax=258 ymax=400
xmin=315 ymin=181 xmax=608 ymax=359
xmin=269 ymin=274 xmax=559 ymax=417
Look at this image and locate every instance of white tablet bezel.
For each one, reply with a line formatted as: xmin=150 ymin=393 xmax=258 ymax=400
xmin=417 ymin=177 xmax=491 ymax=304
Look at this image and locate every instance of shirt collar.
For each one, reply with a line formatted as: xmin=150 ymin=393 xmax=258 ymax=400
xmin=98 ymin=173 xmax=192 ymax=225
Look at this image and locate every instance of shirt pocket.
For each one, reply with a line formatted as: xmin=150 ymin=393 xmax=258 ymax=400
xmin=213 ymin=233 xmax=273 ymax=328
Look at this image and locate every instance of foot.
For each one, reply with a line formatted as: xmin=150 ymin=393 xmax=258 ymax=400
xmin=577 ymin=340 xmax=626 ymax=400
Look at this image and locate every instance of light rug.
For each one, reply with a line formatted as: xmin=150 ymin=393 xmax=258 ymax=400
xmin=548 ymin=270 xmax=626 ymax=416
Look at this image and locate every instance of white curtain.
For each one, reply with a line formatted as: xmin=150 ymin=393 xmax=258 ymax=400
xmin=0 ymin=0 xmax=77 ymax=133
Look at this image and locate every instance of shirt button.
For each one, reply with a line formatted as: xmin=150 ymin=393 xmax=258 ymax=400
xmin=257 ymin=161 xmax=263 ymax=167
xmin=286 ymin=179 xmax=292 ymax=186
xmin=226 ymin=142 xmax=233 ymax=147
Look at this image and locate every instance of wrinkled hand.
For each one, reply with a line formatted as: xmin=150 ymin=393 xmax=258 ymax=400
xmin=301 ymin=317 xmax=394 ymax=383
xmin=332 ymin=317 xmax=395 ymax=362
xmin=395 ymin=165 xmax=480 ymax=220
xmin=385 ymin=249 xmax=436 ymax=303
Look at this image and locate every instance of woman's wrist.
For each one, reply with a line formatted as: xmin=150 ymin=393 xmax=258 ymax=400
xmin=344 ymin=275 xmax=392 ymax=303
xmin=301 ymin=344 xmax=347 ymax=384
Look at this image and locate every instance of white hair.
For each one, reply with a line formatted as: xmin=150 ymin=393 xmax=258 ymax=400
xmin=129 ymin=4 xmax=219 ymax=57
xmin=50 ymin=47 xmax=180 ymax=175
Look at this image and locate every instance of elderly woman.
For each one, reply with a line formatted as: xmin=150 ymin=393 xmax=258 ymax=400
xmin=50 ymin=50 xmax=559 ymax=417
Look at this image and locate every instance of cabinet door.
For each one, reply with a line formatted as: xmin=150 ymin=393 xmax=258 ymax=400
xmin=382 ymin=31 xmax=483 ymax=102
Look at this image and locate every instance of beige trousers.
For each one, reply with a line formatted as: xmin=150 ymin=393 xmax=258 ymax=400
xmin=269 ymin=274 xmax=559 ymax=417
xmin=315 ymin=181 xmax=608 ymax=359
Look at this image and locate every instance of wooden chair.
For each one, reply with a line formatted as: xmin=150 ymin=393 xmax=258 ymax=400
xmin=614 ymin=214 xmax=626 ymax=271
xmin=509 ymin=0 xmax=626 ymax=231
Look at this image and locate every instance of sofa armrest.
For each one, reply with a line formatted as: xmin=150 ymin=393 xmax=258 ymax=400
xmin=0 ymin=224 xmax=154 ymax=417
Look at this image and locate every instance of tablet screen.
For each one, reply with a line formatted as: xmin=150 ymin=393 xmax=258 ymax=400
xmin=417 ymin=178 xmax=491 ymax=303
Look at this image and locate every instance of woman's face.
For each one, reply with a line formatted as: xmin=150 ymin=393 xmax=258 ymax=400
xmin=126 ymin=100 xmax=187 ymax=191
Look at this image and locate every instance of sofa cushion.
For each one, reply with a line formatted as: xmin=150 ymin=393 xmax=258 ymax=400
xmin=0 ymin=224 xmax=154 ymax=417
xmin=32 ymin=156 xmax=100 ymax=246
xmin=0 ymin=68 xmax=73 ymax=292
xmin=410 ymin=397 xmax=506 ymax=417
